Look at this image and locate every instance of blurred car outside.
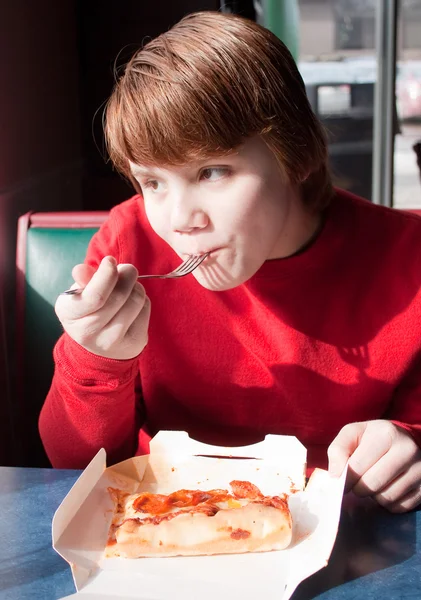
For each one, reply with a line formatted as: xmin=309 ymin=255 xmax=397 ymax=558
xmin=298 ymin=56 xmax=421 ymax=121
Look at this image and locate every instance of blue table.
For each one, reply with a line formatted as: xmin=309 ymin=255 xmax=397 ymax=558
xmin=0 ymin=466 xmax=420 ymax=599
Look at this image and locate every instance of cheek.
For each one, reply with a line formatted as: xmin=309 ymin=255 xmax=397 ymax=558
xmin=222 ymin=179 xmax=282 ymax=235
xmin=143 ymin=201 xmax=170 ymax=241
xmin=219 ymin=180 xmax=264 ymax=227
xmin=234 ymin=188 xmax=289 ymax=252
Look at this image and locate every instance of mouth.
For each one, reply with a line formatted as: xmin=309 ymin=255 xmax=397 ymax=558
xmin=185 ymin=247 xmax=222 ymax=258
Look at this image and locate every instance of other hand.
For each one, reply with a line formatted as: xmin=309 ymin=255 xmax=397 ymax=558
xmin=328 ymin=420 xmax=421 ymax=512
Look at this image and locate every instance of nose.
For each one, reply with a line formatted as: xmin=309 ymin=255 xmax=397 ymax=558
xmin=170 ymin=195 xmax=209 ymax=233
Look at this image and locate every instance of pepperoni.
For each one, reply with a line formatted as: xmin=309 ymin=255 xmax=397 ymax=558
xmin=132 ymin=489 xmax=231 ymax=515
xmin=230 ymin=480 xmax=263 ymax=500
xmin=133 ymin=493 xmax=170 ymax=515
xmin=128 ymin=481 xmax=286 ymax=520
xmin=169 ymin=490 xmax=217 ymax=507
xmin=124 ymin=504 xmax=220 ymax=527
xmin=261 ymin=494 xmax=289 ymax=511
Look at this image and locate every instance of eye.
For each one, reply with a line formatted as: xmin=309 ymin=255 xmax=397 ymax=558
xmin=142 ymin=179 xmax=164 ymax=193
xmin=200 ymin=167 xmax=229 ymax=182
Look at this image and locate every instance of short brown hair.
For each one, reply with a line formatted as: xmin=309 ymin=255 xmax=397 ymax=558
xmin=105 ymin=11 xmax=333 ymax=210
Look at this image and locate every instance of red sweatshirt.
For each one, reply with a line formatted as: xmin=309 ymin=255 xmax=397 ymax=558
xmin=39 ymin=189 xmax=421 ymax=470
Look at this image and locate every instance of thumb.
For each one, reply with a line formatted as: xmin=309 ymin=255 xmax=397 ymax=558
xmin=328 ymin=422 xmax=367 ymax=478
xmin=71 ymin=263 xmax=96 ymax=288
xmin=71 ymin=256 xmax=117 ymax=290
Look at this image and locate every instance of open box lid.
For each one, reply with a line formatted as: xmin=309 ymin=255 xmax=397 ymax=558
xmin=53 ymin=431 xmax=346 ymax=600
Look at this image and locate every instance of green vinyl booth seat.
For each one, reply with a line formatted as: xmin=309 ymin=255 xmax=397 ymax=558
xmin=16 ymin=211 xmax=109 ymax=466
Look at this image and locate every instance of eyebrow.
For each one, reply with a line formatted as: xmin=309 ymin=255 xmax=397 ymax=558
xmin=130 ymin=155 xmax=239 ymax=179
xmin=130 ymin=167 xmax=157 ymax=177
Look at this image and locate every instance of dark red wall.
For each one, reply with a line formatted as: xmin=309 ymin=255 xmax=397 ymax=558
xmin=0 ymin=0 xmax=219 ymax=465
xmin=75 ymin=0 xmax=220 ymax=209
xmin=0 ymin=0 xmax=83 ymax=465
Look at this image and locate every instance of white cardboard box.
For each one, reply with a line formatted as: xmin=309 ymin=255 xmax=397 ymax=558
xmin=53 ymin=431 xmax=347 ymax=599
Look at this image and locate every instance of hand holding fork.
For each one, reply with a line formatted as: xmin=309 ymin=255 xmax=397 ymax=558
xmin=55 ymin=254 xmax=208 ymax=360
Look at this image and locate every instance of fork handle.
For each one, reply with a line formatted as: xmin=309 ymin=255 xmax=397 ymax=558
xmin=60 ymin=274 xmax=166 ymax=295
xmin=60 ymin=287 xmax=83 ymax=296
xmin=60 ymin=253 xmax=209 ymax=295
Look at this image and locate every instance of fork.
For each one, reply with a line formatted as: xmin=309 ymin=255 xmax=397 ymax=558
xmin=60 ymin=252 xmax=210 ymax=296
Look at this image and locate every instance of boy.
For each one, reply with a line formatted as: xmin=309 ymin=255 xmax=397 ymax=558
xmin=39 ymin=11 xmax=421 ymax=513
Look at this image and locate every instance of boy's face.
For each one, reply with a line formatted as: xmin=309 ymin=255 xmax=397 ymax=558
xmin=130 ymin=136 xmax=316 ymax=291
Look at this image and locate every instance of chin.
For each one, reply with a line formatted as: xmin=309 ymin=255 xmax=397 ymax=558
xmin=192 ymin=265 xmax=253 ymax=291
xmin=191 ymin=250 xmax=260 ymax=291
xmin=194 ymin=276 xmax=242 ymax=292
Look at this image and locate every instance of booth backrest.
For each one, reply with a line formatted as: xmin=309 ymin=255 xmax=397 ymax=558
xmin=16 ymin=211 xmax=108 ymax=466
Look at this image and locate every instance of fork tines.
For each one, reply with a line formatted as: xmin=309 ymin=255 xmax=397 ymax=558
xmin=173 ymin=253 xmax=208 ymax=276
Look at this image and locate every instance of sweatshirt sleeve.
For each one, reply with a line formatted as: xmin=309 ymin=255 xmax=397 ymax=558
xmin=39 ymin=207 xmax=142 ymax=469
xmin=387 ymin=350 xmax=421 ymax=447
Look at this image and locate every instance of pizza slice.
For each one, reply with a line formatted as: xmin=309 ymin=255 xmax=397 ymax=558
xmin=105 ymin=480 xmax=292 ymax=558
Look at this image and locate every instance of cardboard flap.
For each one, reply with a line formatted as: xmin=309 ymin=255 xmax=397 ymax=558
xmin=60 ymin=596 xmax=104 ymax=599
xmin=52 ymin=449 xmax=108 ymax=592
xmin=60 ymin=597 xmax=156 ymax=600
xmin=283 ymin=465 xmax=348 ymax=598
xmin=60 ymin=595 xmax=156 ymax=600
xmin=104 ymin=455 xmax=149 ymax=484
xmin=60 ymin=593 xmax=158 ymax=600
xmin=141 ymin=431 xmax=307 ymax=495
xmin=52 ymin=449 xmax=106 ymax=544
xmin=59 ymin=565 xmax=287 ymax=599
xmin=149 ymin=430 xmax=306 ymax=462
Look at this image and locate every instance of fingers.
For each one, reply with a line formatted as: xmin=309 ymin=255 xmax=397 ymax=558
xmin=386 ymin=481 xmax=421 ymax=513
xmin=328 ymin=421 xmax=368 ymax=478
xmin=56 ymin=256 xmax=118 ymax=319
xmin=55 ymin=257 xmax=150 ymax=360
xmin=329 ymin=420 xmax=421 ymax=513
xmin=72 ymin=263 xmax=97 ymax=288
xmin=95 ymin=283 xmax=150 ymax=357
xmin=57 ymin=257 xmax=136 ymax=322
xmin=348 ymin=421 xmax=397 ymax=492
xmin=78 ymin=256 xmax=122 ymax=317
xmin=73 ymin=263 xmax=140 ymax=342
xmin=93 ymin=263 xmax=139 ymax=323
xmin=126 ymin=293 xmax=151 ymax=342
xmin=352 ymin=434 xmax=418 ymax=498
xmin=328 ymin=421 xmax=395 ymax=493
xmin=373 ymin=458 xmax=421 ymax=512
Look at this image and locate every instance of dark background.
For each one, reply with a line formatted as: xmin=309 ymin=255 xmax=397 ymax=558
xmin=0 ymin=0 xmax=249 ymax=465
